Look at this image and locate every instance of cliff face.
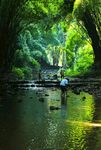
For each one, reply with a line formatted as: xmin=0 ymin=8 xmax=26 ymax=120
xmin=0 ymin=0 xmax=27 ymax=74
xmin=0 ymin=31 xmax=16 ymax=73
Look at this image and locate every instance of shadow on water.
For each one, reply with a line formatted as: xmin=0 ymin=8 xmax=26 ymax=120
xmin=0 ymin=87 xmax=101 ymax=150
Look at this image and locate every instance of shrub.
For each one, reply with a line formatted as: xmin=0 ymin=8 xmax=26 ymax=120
xmin=22 ymin=67 xmax=32 ymax=79
xmin=31 ymin=58 xmax=40 ymax=71
xmin=12 ymin=67 xmax=24 ymax=80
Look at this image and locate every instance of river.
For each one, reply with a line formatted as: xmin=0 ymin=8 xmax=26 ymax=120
xmin=0 ymin=86 xmax=101 ymax=150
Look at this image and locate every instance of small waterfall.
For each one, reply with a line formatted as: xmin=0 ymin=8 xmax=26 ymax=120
xmin=17 ymin=81 xmax=38 ymax=90
xmin=31 ymin=82 xmax=38 ymax=89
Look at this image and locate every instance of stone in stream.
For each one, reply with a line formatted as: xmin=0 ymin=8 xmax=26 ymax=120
xmin=17 ymin=99 xmax=23 ymax=103
xmin=56 ymin=99 xmax=60 ymax=101
xmin=36 ymin=91 xmax=43 ymax=95
xmin=39 ymin=98 xmax=44 ymax=102
xmin=30 ymin=97 xmax=33 ymax=99
xmin=45 ymin=94 xmax=49 ymax=96
xmin=73 ymin=90 xmax=80 ymax=95
xmin=53 ymin=74 xmax=58 ymax=80
xmin=84 ymin=89 xmax=89 ymax=92
xmin=50 ymin=106 xmax=61 ymax=110
xmin=7 ymin=90 xmax=14 ymax=95
xmin=82 ymin=96 xmax=86 ymax=101
xmin=52 ymin=88 xmax=57 ymax=91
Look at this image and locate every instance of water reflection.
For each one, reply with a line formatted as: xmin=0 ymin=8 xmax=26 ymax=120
xmin=46 ymin=90 xmax=95 ymax=150
xmin=61 ymin=94 xmax=67 ymax=106
xmin=0 ymin=87 xmax=101 ymax=150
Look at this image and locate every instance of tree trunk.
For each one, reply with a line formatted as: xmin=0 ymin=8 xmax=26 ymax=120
xmin=83 ymin=10 xmax=101 ymax=69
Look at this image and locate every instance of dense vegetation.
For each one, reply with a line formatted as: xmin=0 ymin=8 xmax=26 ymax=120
xmin=0 ymin=0 xmax=101 ymax=79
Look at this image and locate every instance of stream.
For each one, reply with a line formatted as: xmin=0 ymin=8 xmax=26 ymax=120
xmin=0 ymin=86 xmax=101 ymax=150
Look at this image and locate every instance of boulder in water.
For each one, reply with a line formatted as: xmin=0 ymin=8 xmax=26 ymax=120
xmin=45 ymin=94 xmax=49 ymax=96
xmin=50 ymin=106 xmax=60 ymax=110
xmin=39 ymin=98 xmax=44 ymax=102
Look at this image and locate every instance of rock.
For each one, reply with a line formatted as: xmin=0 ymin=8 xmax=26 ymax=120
xmin=56 ymin=99 xmax=60 ymax=101
xmin=50 ymin=106 xmax=60 ymax=110
xmin=30 ymin=97 xmax=33 ymax=99
xmin=53 ymin=74 xmax=58 ymax=80
xmin=73 ymin=90 xmax=80 ymax=95
xmin=82 ymin=96 xmax=86 ymax=101
xmin=45 ymin=94 xmax=49 ymax=96
xmin=52 ymin=88 xmax=57 ymax=91
xmin=39 ymin=98 xmax=44 ymax=102
xmin=84 ymin=89 xmax=89 ymax=92
xmin=7 ymin=91 xmax=13 ymax=95
xmin=55 ymin=107 xmax=60 ymax=110
xmin=17 ymin=99 xmax=22 ymax=103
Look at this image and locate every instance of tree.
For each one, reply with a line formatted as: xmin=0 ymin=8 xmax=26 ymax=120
xmin=73 ymin=0 xmax=101 ymax=69
xmin=65 ymin=20 xmax=93 ymax=76
xmin=0 ymin=0 xmax=75 ymax=74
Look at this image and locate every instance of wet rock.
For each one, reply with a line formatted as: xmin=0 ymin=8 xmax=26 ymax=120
xmin=45 ymin=94 xmax=49 ymax=96
xmin=84 ymin=89 xmax=89 ymax=92
xmin=73 ymin=90 xmax=80 ymax=95
xmin=52 ymin=88 xmax=57 ymax=91
xmin=36 ymin=92 xmax=38 ymax=94
xmin=53 ymin=74 xmax=58 ymax=80
xmin=31 ymin=84 xmax=36 ymax=87
xmin=82 ymin=96 xmax=86 ymax=101
xmin=17 ymin=99 xmax=23 ymax=103
xmin=50 ymin=106 xmax=60 ymax=110
xmin=39 ymin=98 xmax=44 ymax=102
xmin=30 ymin=97 xmax=33 ymax=99
xmin=7 ymin=91 xmax=13 ymax=95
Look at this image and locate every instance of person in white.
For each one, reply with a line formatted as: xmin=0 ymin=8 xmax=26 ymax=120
xmin=60 ymin=78 xmax=69 ymax=95
xmin=60 ymin=78 xmax=69 ymax=86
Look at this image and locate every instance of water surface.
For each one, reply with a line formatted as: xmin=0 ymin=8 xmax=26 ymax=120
xmin=0 ymin=87 xmax=101 ymax=150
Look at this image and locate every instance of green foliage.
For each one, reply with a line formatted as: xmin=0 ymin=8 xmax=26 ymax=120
xmin=44 ymin=24 xmax=67 ymax=66
xmin=15 ymin=21 xmax=67 ymax=72
xmin=21 ymin=0 xmax=65 ymax=27
xmin=31 ymin=59 xmax=40 ymax=71
xmin=73 ymin=0 xmax=101 ymax=43
xmin=14 ymin=49 xmax=32 ymax=67
xmin=1 ymin=0 xmax=100 ymax=76
xmin=12 ymin=67 xmax=24 ymax=80
xmin=12 ymin=66 xmax=33 ymax=80
xmin=3 ymin=0 xmax=97 ymax=78
xmin=22 ymin=66 xmax=32 ymax=79
xmin=14 ymin=18 xmax=94 ymax=78
xmin=0 ymin=0 xmax=74 ymax=71
xmin=65 ymin=19 xmax=94 ymax=76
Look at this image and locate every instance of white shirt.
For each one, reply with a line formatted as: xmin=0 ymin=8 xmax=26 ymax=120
xmin=60 ymin=79 xmax=69 ymax=86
